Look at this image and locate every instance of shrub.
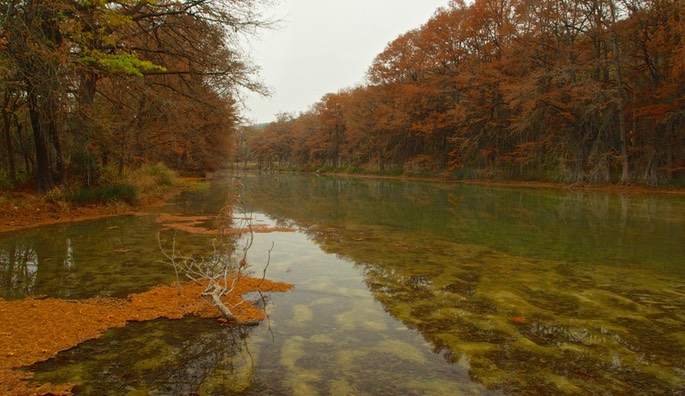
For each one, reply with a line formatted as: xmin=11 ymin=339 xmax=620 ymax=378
xmin=72 ymin=184 xmax=137 ymax=205
xmin=114 ymin=162 xmax=177 ymax=204
xmin=371 ymin=168 xmax=404 ymax=177
xmin=404 ymin=155 xmax=438 ymax=176
xmin=451 ymin=167 xmax=479 ymax=180
xmin=141 ymin=163 xmax=175 ymax=187
xmin=0 ymin=173 xmax=13 ymax=190
xmin=667 ymin=177 xmax=685 ymax=188
xmin=0 ymin=170 xmax=30 ymax=190
xmin=44 ymin=184 xmax=76 ymax=203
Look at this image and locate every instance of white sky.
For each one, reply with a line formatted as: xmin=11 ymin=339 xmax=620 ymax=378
xmin=241 ymin=0 xmax=450 ymax=124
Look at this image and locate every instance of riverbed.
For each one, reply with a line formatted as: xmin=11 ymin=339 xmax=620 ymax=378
xmin=2 ymin=171 xmax=684 ymax=394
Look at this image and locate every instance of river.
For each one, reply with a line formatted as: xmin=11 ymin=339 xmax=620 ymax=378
xmin=1 ymin=171 xmax=684 ymax=395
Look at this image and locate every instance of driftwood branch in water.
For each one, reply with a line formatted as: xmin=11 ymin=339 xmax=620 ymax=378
xmin=158 ymin=178 xmax=271 ymax=325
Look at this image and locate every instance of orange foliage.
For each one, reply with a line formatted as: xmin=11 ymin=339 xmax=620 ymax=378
xmin=157 ymin=213 xmax=296 ymax=235
xmin=247 ymin=0 xmax=685 ymax=184
xmin=0 ymin=192 xmax=141 ymax=235
xmin=0 ymin=278 xmax=293 ymax=395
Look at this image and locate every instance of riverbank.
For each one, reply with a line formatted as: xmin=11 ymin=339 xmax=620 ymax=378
xmin=4 ymin=171 xmax=685 ymax=235
xmin=314 ymin=171 xmax=685 ymax=196
xmin=0 ymin=177 xmax=208 ymax=234
xmin=0 ymin=278 xmax=293 ymax=396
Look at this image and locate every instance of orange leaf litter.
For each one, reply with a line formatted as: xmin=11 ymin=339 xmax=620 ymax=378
xmin=156 ymin=213 xmax=296 ymax=235
xmin=0 ymin=277 xmax=293 ymax=396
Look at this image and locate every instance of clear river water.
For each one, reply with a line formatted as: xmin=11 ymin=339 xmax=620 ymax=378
xmin=1 ymin=171 xmax=684 ymax=395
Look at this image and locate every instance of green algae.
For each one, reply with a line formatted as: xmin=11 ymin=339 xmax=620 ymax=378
xmin=241 ymin=173 xmax=685 ymax=395
xmin=7 ymin=172 xmax=685 ymax=394
xmin=374 ymin=339 xmax=427 ymax=365
xmin=29 ymin=317 xmax=260 ymax=395
xmin=290 ymin=304 xmax=313 ymax=326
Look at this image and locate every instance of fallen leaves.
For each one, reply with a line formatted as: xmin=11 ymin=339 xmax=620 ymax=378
xmin=0 ymin=370 xmax=74 ymax=396
xmin=157 ymin=213 xmax=296 ymax=235
xmin=0 ymin=277 xmax=293 ymax=395
xmin=0 ymin=192 xmax=129 ymax=235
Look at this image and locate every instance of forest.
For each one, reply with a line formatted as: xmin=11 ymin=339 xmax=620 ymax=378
xmin=245 ymin=0 xmax=685 ymax=185
xmin=0 ymin=0 xmax=270 ymax=192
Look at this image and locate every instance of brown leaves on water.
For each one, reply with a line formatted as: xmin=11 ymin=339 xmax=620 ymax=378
xmin=0 ymin=277 xmax=293 ymax=395
xmin=157 ymin=213 xmax=217 ymax=235
xmin=157 ymin=213 xmax=296 ymax=235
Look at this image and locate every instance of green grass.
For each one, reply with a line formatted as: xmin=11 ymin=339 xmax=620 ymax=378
xmin=665 ymin=177 xmax=685 ymax=188
xmin=141 ymin=163 xmax=175 ymax=187
xmin=71 ymin=184 xmax=138 ymax=205
xmin=370 ymin=168 xmax=404 ymax=177
xmin=0 ymin=170 xmax=30 ymax=190
xmin=177 ymin=179 xmax=210 ymax=192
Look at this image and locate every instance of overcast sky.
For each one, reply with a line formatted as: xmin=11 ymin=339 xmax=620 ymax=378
xmin=241 ymin=0 xmax=450 ymax=124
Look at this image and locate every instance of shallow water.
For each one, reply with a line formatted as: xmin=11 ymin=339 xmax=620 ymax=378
xmin=3 ymin=171 xmax=685 ymax=394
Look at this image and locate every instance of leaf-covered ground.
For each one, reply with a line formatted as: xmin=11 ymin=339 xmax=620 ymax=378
xmin=0 ymin=278 xmax=293 ymax=395
xmin=0 ymin=190 xmax=136 ymax=234
xmin=0 ymin=177 xmax=209 ymax=234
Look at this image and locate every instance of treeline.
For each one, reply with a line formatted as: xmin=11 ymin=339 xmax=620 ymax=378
xmin=1 ymin=0 xmax=269 ymax=191
xmin=246 ymin=0 xmax=684 ymax=185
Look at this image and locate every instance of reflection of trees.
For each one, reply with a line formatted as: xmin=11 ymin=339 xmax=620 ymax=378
xmin=0 ymin=216 xmax=182 ymax=299
xmin=241 ymin=172 xmax=685 ymax=269
xmin=239 ymin=172 xmax=685 ymax=394
xmin=32 ymin=317 xmax=259 ymax=394
xmin=150 ymin=322 xmax=257 ymax=394
xmin=64 ymin=239 xmax=75 ymax=269
xmin=0 ymin=240 xmax=38 ymax=299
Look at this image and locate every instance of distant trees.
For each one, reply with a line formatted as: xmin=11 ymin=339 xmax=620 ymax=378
xmin=1 ymin=0 xmax=271 ymax=190
xmin=248 ymin=0 xmax=684 ymax=184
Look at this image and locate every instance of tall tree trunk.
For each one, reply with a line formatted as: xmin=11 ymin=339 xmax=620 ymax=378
xmin=665 ymin=130 xmax=674 ymax=181
xmin=27 ymin=86 xmax=54 ymax=191
xmin=15 ymin=119 xmax=32 ymax=175
xmin=642 ymin=147 xmax=658 ymax=185
xmin=2 ymin=93 xmax=17 ymax=184
xmin=47 ymin=110 xmax=64 ymax=183
xmin=609 ymin=0 xmax=631 ymax=184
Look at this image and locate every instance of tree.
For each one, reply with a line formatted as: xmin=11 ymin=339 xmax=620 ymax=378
xmin=246 ymin=0 xmax=685 ymax=185
xmin=1 ymin=0 xmax=273 ymax=189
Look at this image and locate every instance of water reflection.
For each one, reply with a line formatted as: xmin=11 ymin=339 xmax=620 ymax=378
xmin=364 ymin=253 xmax=685 ymax=393
xmin=0 ymin=239 xmax=38 ymax=296
xmin=7 ymin=172 xmax=685 ymax=394
xmin=30 ymin=318 xmax=260 ymax=394
xmin=240 ymin=172 xmax=685 ymax=394
xmin=27 ymin=225 xmax=493 ymax=395
xmin=242 ymin=173 xmax=685 ymax=270
xmin=0 ymin=213 xmax=214 ymax=300
xmin=64 ymin=239 xmax=75 ymax=269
